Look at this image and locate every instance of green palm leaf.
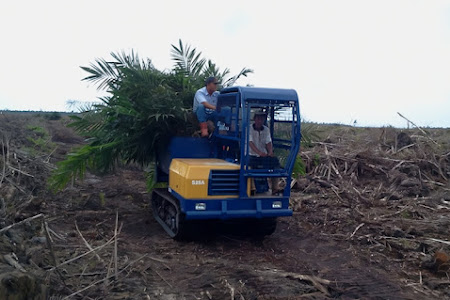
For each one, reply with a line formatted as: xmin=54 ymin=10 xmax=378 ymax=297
xmin=50 ymin=40 xmax=254 ymax=191
xmin=222 ymin=67 xmax=254 ymax=87
xmin=171 ymin=39 xmax=206 ymax=77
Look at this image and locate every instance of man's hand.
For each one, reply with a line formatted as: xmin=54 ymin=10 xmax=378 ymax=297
xmin=259 ymin=151 xmax=268 ymax=157
xmin=202 ymin=102 xmax=216 ymax=110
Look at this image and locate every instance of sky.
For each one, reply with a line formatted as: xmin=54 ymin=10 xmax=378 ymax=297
xmin=1 ymin=0 xmax=449 ymax=128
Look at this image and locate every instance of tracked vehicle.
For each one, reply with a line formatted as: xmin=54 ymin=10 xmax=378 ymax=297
xmin=151 ymin=87 xmax=301 ymax=239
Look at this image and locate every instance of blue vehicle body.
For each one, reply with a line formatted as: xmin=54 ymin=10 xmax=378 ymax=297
xmin=161 ymin=87 xmax=301 ymax=222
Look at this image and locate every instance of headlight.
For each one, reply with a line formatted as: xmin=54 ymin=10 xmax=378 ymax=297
xmin=195 ymin=203 xmax=206 ymax=210
xmin=272 ymin=201 xmax=282 ymax=209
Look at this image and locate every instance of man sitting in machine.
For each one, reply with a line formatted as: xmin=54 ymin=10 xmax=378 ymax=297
xmin=249 ymin=110 xmax=281 ymax=195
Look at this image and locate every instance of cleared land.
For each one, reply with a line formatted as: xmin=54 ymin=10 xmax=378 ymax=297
xmin=0 ymin=112 xmax=449 ymax=299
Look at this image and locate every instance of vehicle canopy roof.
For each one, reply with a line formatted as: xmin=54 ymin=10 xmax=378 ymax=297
xmin=220 ymin=86 xmax=298 ymax=103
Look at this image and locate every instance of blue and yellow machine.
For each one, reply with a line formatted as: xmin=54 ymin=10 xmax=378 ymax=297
xmin=152 ymin=87 xmax=301 ymax=239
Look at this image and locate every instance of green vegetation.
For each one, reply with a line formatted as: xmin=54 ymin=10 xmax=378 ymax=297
xmin=25 ymin=125 xmax=55 ymax=156
xmin=400 ymin=210 xmax=412 ymax=219
xmin=49 ymin=40 xmax=252 ymax=191
xmin=300 ymin=122 xmax=321 ymax=148
xmin=314 ymin=153 xmax=320 ymax=166
xmin=99 ymin=192 xmax=106 ymax=206
xmin=292 ymin=156 xmax=306 ymax=178
xmin=145 ymin=169 xmax=168 ymax=191
xmin=27 ymin=125 xmax=47 ymax=136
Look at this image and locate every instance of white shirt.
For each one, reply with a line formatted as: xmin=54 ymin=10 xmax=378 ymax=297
xmin=193 ymin=86 xmax=219 ymax=113
xmin=249 ymin=124 xmax=272 ymax=156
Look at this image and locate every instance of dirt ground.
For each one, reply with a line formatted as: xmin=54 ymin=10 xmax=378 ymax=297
xmin=0 ymin=112 xmax=449 ymax=299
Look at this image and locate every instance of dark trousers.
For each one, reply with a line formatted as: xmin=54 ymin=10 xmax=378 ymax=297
xmin=249 ymin=156 xmax=280 ymax=193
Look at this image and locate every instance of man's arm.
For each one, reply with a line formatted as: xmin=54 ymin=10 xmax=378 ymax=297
xmin=266 ymin=142 xmax=274 ymax=156
xmin=250 ymin=141 xmax=267 ymax=157
xmin=195 ymin=91 xmax=216 ymax=110
xmin=264 ymin=128 xmax=274 ymax=156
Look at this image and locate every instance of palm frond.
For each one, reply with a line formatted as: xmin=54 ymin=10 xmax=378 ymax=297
xmin=80 ymin=57 xmax=120 ymax=91
xmin=48 ymin=141 xmax=120 ymax=192
xmin=300 ymin=122 xmax=321 ymax=147
xmin=110 ymin=49 xmax=141 ymax=69
xmin=222 ymin=67 xmax=254 ymax=87
xmin=203 ymin=60 xmax=230 ymax=83
xmin=171 ymin=39 xmax=206 ymax=77
xmin=54 ymin=42 xmax=254 ymax=191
